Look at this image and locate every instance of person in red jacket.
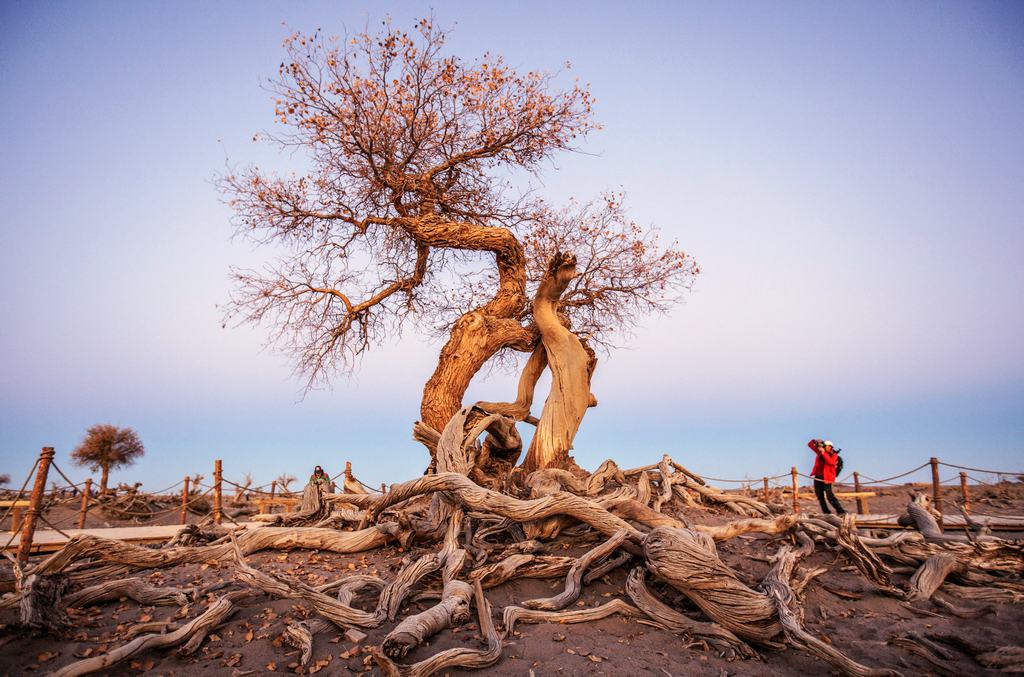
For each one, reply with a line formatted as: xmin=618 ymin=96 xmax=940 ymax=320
xmin=808 ymin=439 xmax=846 ymax=515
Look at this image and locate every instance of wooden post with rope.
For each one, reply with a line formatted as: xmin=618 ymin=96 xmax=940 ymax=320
xmin=268 ymin=481 xmax=277 ymax=514
xmin=762 ymin=477 xmax=770 ymax=504
xmin=16 ymin=446 xmax=55 ymax=566
xmin=77 ymin=478 xmax=92 ymax=529
xmin=213 ymin=459 xmax=223 ymax=525
xmin=790 ymin=466 xmax=800 ymax=514
xmin=959 ymin=471 xmax=970 ymax=513
xmin=852 ymin=472 xmax=867 ymax=515
xmin=180 ymin=476 xmax=190 ymax=524
xmin=929 ymin=456 xmax=942 ymax=528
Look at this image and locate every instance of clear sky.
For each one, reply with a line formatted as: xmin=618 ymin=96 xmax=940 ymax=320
xmin=1 ymin=1 xmax=1022 ymax=492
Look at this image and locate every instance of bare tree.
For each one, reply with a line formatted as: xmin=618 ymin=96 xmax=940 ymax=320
xmin=220 ymin=18 xmax=697 ymax=471
xmin=275 ymin=474 xmax=297 ymax=493
xmin=70 ymin=424 xmax=145 ymax=495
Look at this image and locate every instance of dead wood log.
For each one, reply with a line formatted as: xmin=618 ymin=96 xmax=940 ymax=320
xmin=523 ymin=529 xmax=628 ymax=611
xmin=636 ymin=469 xmax=653 ymax=507
xmin=672 ymin=472 xmax=772 ymax=517
xmin=65 ymin=577 xmax=190 ymax=608
xmin=762 ymin=534 xmax=902 ymax=676
xmin=283 ymin=618 xmax=333 ymax=666
xmin=652 ymin=455 xmax=674 ymax=513
xmin=889 ymin=634 xmax=958 ymax=675
xmin=906 ymin=554 xmax=963 ymax=602
xmin=123 ymin=620 xmax=180 ymax=639
xmin=644 ymin=526 xmax=781 ymax=645
xmin=469 ymin=554 xmax=575 ymax=589
xmin=381 ymin=527 xmax=472 ymax=658
xmin=373 ymin=580 xmax=502 ymax=677
xmin=975 ymin=646 xmax=1024 ymax=672
xmin=32 ymin=526 xmax=390 ymax=579
xmin=694 ymin=514 xmax=800 ymax=541
xmin=503 ymin=598 xmax=645 ymax=634
xmin=50 ymin=594 xmax=245 ymax=677
xmin=233 ymin=545 xmax=434 ymax=628
xmin=382 ymin=579 xmax=473 ymax=658
xmin=625 ymin=566 xmax=758 ymax=660
xmin=833 ymin=515 xmax=905 ymax=597
xmin=940 ymin=582 xmax=1024 ymax=603
xmin=164 ymin=523 xmax=232 ymax=547
xmin=584 ymin=551 xmax=633 ymax=584
xmin=929 ymin=593 xmax=994 ymax=619
xmin=922 ymin=632 xmax=1024 ymax=669
xmin=233 ymin=517 xmax=462 ymax=631
xmin=19 ymin=572 xmax=69 ymax=630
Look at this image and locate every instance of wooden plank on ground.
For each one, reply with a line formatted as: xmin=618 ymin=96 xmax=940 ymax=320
xmin=850 ymin=514 xmax=1024 ymax=531
xmin=1 ymin=522 xmax=265 ymax=555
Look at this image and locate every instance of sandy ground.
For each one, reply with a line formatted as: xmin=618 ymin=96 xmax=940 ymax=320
xmin=1 ymin=482 xmax=1022 ymax=676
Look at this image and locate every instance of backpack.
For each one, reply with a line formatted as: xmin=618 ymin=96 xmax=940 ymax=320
xmin=835 ymin=451 xmax=844 ymax=475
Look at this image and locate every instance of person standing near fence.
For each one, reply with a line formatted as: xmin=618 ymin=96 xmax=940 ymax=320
xmin=808 ymin=439 xmax=846 ymax=515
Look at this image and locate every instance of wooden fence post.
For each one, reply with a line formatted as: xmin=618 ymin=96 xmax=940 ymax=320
xmin=213 ymin=460 xmax=223 ymax=525
xmin=930 ymin=456 xmax=942 ymax=528
xmin=180 ymin=476 xmax=190 ymax=524
xmin=960 ymin=472 xmax=970 ymax=513
xmin=791 ymin=466 xmax=800 ymax=514
xmin=762 ymin=477 xmax=770 ymax=504
xmin=17 ymin=447 xmax=55 ymax=566
xmin=78 ymin=478 xmax=92 ymax=530
xmin=852 ymin=472 xmax=867 ymax=515
xmin=269 ymin=481 xmax=277 ymax=514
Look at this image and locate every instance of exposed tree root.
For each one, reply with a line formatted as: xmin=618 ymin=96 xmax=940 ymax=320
xmin=523 ymin=529 xmax=628 ymax=611
xmin=65 ymin=577 xmax=191 ymax=608
xmin=19 ymin=572 xmax=69 ymax=631
xmin=9 ymin=454 xmax=1022 ymax=677
xmin=164 ymin=523 xmax=232 ymax=547
xmin=503 ymin=598 xmax=644 ymax=634
xmin=644 ymin=526 xmax=781 ymax=645
xmin=762 ymin=533 xmax=902 ymax=676
xmin=283 ymin=618 xmax=332 ymax=666
xmin=624 ymin=566 xmax=758 ymax=660
xmin=373 ymin=580 xmax=502 ymax=677
xmin=906 ymin=554 xmax=962 ymax=602
xmin=469 ymin=554 xmax=575 ymax=588
xmin=370 ymin=472 xmax=645 ymax=546
xmin=382 ymin=579 xmax=473 ymax=658
xmin=32 ymin=526 xmax=391 ymax=580
xmin=51 ymin=593 xmax=247 ymax=677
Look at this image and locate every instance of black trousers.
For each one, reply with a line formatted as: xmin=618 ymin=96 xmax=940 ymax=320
xmin=813 ymin=479 xmax=845 ymax=514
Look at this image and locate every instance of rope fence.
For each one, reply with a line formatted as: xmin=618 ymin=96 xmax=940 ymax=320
xmin=3 ymin=447 xmax=1021 ymax=559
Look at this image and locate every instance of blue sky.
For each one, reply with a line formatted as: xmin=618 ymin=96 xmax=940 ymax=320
xmin=1 ymin=1 xmax=1022 ymax=491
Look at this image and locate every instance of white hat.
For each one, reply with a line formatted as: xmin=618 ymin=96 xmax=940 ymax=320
xmin=824 ymin=440 xmax=834 ymax=447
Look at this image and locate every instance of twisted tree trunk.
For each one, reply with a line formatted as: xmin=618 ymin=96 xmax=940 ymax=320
xmin=521 ymin=252 xmax=596 ymax=473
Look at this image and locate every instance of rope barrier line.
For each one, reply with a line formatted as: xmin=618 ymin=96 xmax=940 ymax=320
xmin=0 ymin=458 xmax=40 ymax=525
xmin=855 ymin=462 xmax=932 ymax=486
xmin=937 ymin=460 xmax=1021 ymax=475
xmin=38 ymin=514 xmax=72 ymax=539
xmin=144 ymin=478 xmax=186 ymax=496
xmin=95 ymin=487 xmax=216 ymax=518
xmin=49 ymin=462 xmax=84 ymax=490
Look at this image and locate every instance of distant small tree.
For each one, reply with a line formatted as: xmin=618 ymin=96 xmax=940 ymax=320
xmin=275 ymin=474 xmax=297 ymax=493
xmin=71 ymin=424 xmax=145 ymax=495
xmin=0 ymin=474 xmax=10 ymax=486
